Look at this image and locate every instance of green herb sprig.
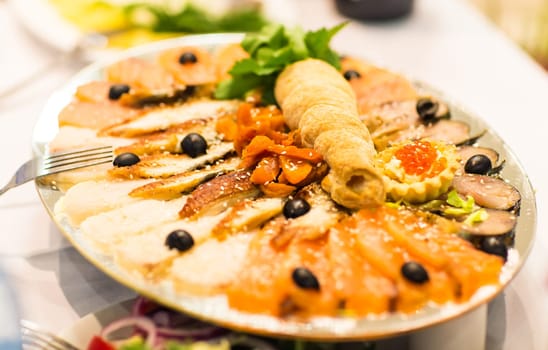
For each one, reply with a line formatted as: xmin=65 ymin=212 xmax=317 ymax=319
xmin=214 ymin=22 xmax=347 ymax=105
xmin=123 ymin=3 xmax=269 ymax=34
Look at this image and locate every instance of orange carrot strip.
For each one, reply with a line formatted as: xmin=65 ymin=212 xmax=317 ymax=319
xmin=250 ymin=157 xmax=280 ymax=184
xmin=267 ymin=144 xmax=323 ymax=163
xmin=215 ymin=114 xmax=238 ymax=141
xmin=260 ymin=182 xmax=297 ymax=197
xmin=279 ymin=156 xmax=313 ymax=185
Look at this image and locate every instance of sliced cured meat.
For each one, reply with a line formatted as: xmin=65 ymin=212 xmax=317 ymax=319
xmin=421 ymin=119 xmax=470 ymax=145
xmin=461 ymin=209 xmax=517 ymax=236
xmin=179 ymin=169 xmax=259 ymax=218
xmin=452 ymin=174 xmax=521 ymax=210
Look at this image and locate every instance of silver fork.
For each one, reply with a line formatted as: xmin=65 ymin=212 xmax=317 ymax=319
xmin=21 ymin=320 xmax=80 ymax=350
xmin=1 ymin=145 xmax=113 ymax=196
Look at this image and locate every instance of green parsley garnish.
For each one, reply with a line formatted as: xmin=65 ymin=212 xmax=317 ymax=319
xmin=123 ymin=3 xmax=269 ymax=34
xmin=214 ymin=22 xmax=347 ymax=105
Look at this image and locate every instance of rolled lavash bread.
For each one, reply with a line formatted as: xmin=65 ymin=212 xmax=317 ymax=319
xmin=275 ymin=58 xmax=385 ymax=208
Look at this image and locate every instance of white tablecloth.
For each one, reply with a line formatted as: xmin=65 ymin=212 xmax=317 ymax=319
xmin=0 ymin=0 xmax=547 ymax=349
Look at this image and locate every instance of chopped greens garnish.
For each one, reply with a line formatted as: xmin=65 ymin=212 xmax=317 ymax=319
xmin=416 ymin=190 xmax=488 ymax=225
xmin=444 ymin=190 xmax=475 ymax=216
xmin=123 ymin=3 xmax=269 ymax=34
xmin=464 ymin=208 xmax=488 ymax=226
xmin=214 ymin=22 xmax=347 ymax=105
xmin=118 ymin=336 xmax=151 ymax=350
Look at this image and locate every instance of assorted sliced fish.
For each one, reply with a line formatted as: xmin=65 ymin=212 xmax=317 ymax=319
xmin=47 ymin=48 xmax=525 ymax=320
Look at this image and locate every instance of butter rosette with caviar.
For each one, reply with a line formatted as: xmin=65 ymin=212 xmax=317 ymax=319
xmin=375 ymin=139 xmax=460 ymax=203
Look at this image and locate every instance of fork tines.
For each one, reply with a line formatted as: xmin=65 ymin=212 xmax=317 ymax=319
xmin=43 ymin=146 xmax=114 ymax=174
xmin=20 ymin=320 xmax=80 ymax=350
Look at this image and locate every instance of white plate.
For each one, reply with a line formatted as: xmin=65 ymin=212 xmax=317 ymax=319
xmin=33 ymin=33 xmax=537 ymax=341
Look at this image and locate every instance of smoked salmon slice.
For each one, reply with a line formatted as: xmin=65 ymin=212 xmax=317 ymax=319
xmin=225 ymin=226 xmax=288 ymax=316
xmin=328 ymin=226 xmax=396 ymax=315
xmin=158 ymin=46 xmax=217 ymax=86
xmin=75 ymin=81 xmax=113 ymax=103
xmin=58 ymin=100 xmax=140 ymax=130
xmin=341 ymin=57 xmax=417 ymax=114
xmin=214 ymin=43 xmax=249 ymax=81
xmin=106 ymin=57 xmax=175 ymax=91
xmin=350 ymin=207 xmax=459 ymax=313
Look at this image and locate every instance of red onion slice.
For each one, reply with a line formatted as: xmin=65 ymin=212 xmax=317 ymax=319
xmin=156 ymin=324 xmax=228 ymax=341
xmin=101 ymin=316 xmax=157 ymax=349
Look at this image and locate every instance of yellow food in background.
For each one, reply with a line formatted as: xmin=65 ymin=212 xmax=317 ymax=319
xmin=49 ymin=0 xmax=128 ymax=32
xmin=49 ymin=0 xmax=182 ymax=48
xmin=107 ymin=29 xmax=179 ymax=48
xmin=48 ymin=0 xmax=267 ymax=48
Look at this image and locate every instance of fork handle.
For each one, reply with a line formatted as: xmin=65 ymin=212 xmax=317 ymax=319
xmin=0 ymin=176 xmax=17 ymax=196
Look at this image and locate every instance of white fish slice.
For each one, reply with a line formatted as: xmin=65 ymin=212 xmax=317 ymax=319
xmin=54 ymin=179 xmax=153 ymax=225
xmin=81 ymin=197 xmax=186 ymax=254
xmin=102 ymin=99 xmax=239 ymax=137
xmin=211 ymin=197 xmax=283 ymax=238
xmin=109 ymin=142 xmax=235 ymax=179
xmin=114 ymin=213 xmax=226 ymax=278
xmin=171 ymin=233 xmax=253 ymax=296
xmin=129 ymin=157 xmax=240 ymax=200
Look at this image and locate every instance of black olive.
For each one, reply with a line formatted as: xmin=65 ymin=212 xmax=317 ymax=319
xmin=113 ymin=152 xmax=140 ymax=167
xmin=181 ymin=133 xmax=208 ymax=158
xmin=343 ymin=69 xmax=361 ymax=81
xmin=165 ymin=229 xmax=194 ymax=252
xmin=230 ymin=345 xmax=254 ymax=350
xmin=283 ymin=198 xmax=311 ymax=219
xmin=465 ymin=154 xmax=493 ymax=175
xmin=292 ymin=267 xmax=320 ymax=291
xmin=416 ymin=98 xmax=439 ymax=122
xmin=401 ymin=261 xmax=429 ymax=284
xmin=480 ymin=236 xmax=508 ymax=260
xmin=178 ymin=52 xmax=198 ymax=64
xmin=108 ymin=84 xmax=130 ymax=100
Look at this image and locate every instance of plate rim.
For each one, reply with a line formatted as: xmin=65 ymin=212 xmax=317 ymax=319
xmin=33 ymin=33 xmax=538 ymax=341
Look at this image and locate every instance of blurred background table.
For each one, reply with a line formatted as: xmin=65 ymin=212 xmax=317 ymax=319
xmin=0 ymin=0 xmax=547 ymax=349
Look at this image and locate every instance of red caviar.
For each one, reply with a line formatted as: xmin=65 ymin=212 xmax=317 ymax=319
xmin=394 ymin=140 xmax=438 ymax=176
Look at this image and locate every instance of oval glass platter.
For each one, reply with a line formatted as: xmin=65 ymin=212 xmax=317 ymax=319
xmin=32 ymin=33 xmax=537 ymax=341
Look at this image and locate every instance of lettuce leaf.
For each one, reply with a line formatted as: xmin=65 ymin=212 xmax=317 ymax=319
xmin=215 ymin=22 xmax=347 ymax=105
